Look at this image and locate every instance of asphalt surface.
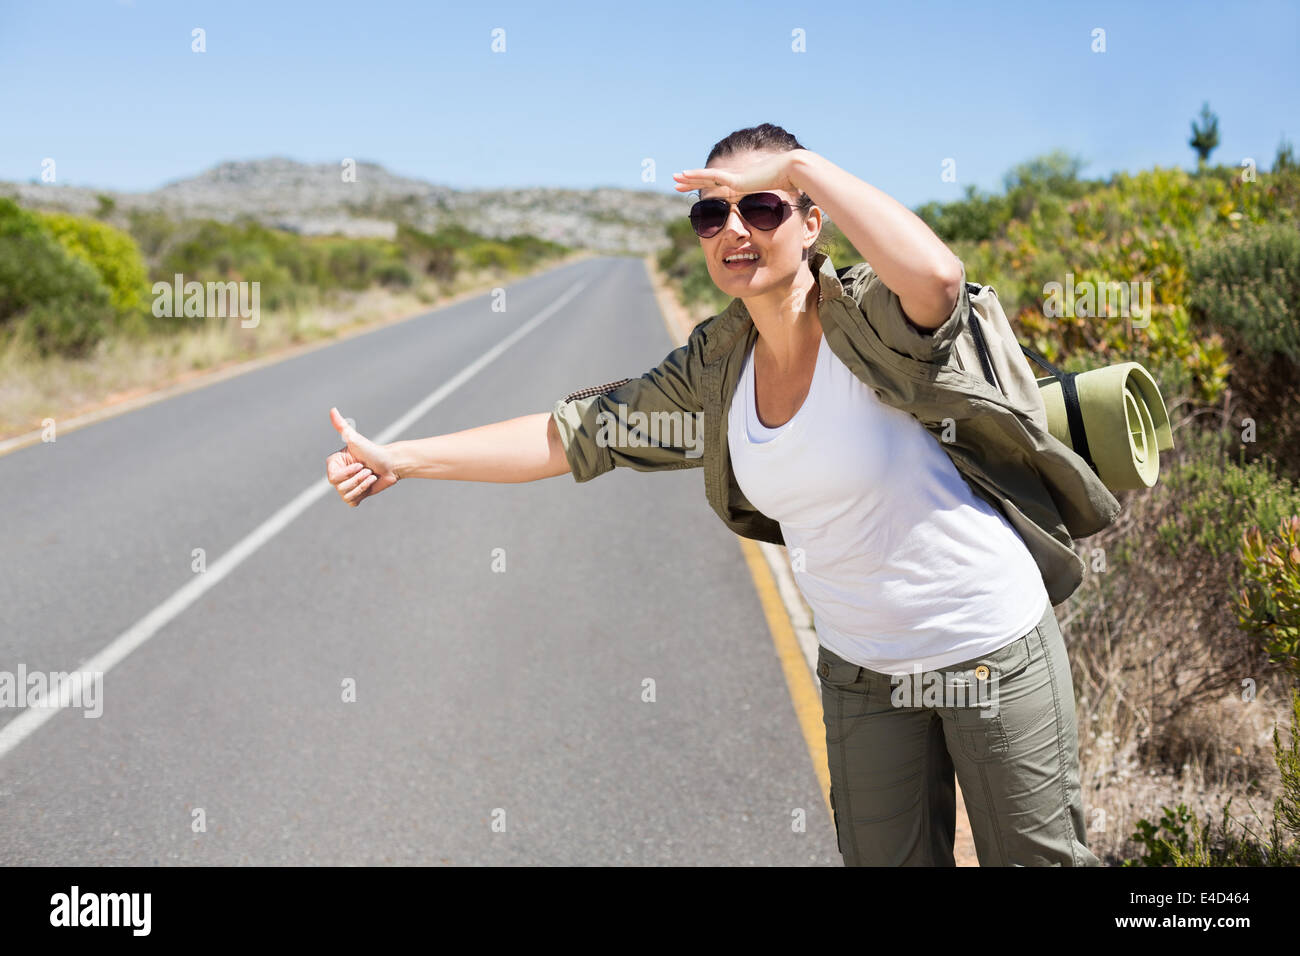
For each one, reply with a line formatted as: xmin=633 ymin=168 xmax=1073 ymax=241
xmin=0 ymin=255 xmax=838 ymax=865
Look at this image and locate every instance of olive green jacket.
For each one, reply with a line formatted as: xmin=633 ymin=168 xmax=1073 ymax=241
xmin=550 ymin=250 xmax=1121 ymax=606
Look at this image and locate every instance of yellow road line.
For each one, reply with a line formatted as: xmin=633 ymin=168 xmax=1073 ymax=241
xmin=737 ymin=537 xmax=832 ymax=818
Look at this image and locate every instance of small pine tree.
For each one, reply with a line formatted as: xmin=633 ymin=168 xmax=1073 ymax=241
xmin=1189 ymin=101 xmax=1221 ymax=168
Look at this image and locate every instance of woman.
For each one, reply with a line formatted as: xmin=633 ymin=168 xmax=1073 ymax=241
xmin=324 ymin=123 xmax=1102 ymax=867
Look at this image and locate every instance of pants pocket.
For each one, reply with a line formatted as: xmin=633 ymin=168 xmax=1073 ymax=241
xmin=952 ymin=699 xmax=1008 ymax=760
xmin=944 ymin=628 xmax=1039 ymax=761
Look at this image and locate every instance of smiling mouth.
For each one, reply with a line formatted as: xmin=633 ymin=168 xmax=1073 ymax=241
xmin=723 ymin=252 xmax=760 ymax=266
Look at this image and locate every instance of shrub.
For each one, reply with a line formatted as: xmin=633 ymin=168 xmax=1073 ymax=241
xmin=321 ymin=238 xmax=405 ymax=290
xmin=501 ymin=232 xmax=568 ymax=268
xmin=1136 ymin=302 xmax=1232 ymax=405
xmin=125 ymin=208 xmax=179 ymax=259
xmin=1122 ymin=802 xmax=1196 ymax=866
xmin=373 ymin=261 xmax=414 ymax=288
xmin=916 ymin=152 xmax=1097 ymax=243
xmin=0 ymin=198 xmax=114 ymax=356
xmin=1001 ymin=150 xmax=1097 ymax=221
xmin=1238 ymin=515 xmax=1300 ymax=675
xmin=1187 ymin=223 xmax=1300 ymax=367
xmin=158 ymin=219 xmax=310 ymax=316
xmin=156 ymin=221 xmax=414 ymax=312
xmin=916 ymin=185 xmax=1011 ymax=243
xmin=36 ymin=210 xmax=149 ymax=315
xmin=396 ymin=224 xmax=459 ymax=281
xmin=464 ymin=241 xmax=519 ymax=271
xmin=1156 ymin=428 xmax=1300 ymax=560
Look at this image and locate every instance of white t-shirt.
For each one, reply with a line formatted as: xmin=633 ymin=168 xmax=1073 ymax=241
xmin=728 ymin=328 xmax=1049 ymax=674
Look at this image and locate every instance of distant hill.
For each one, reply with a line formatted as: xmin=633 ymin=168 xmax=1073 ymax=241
xmin=1 ymin=157 xmax=692 ymax=254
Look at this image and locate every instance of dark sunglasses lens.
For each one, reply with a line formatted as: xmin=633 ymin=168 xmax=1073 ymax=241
xmin=690 ymin=200 xmax=728 ymax=237
xmin=738 ymin=193 xmax=785 ymax=230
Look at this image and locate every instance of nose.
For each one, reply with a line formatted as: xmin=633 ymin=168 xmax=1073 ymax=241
xmin=720 ymin=205 xmax=749 ymax=238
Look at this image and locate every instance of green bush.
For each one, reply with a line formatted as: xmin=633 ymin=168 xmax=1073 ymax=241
xmin=158 ymin=219 xmax=311 ymax=315
xmin=430 ymin=223 xmax=486 ymax=249
xmin=1157 ymin=427 xmax=1300 ymax=560
xmin=396 ymin=224 xmax=459 ymax=281
xmin=373 ymin=261 xmax=414 ymax=288
xmin=36 ymin=210 xmax=150 ymax=317
xmin=1238 ymin=515 xmax=1300 ymax=675
xmin=0 ymin=196 xmax=570 ymax=352
xmin=1188 ymin=223 xmax=1300 ymax=366
xmin=952 ymin=160 xmax=1299 ymax=408
xmin=125 ymin=208 xmax=179 ymax=259
xmin=320 ymin=238 xmax=406 ymax=290
xmin=152 ymin=218 xmax=567 ymax=320
xmin=398 ymin=223 xmax=567 ymax=279
xmin=1122 ymin=802 xmax=1196 ymax=866
xmin=0 ymin=198 xmax=114 ymax=356
xmin=1136 ymin=302 xmax=1232 ymax=405
xmin=464 ymin=240 xmax=519 ymax=271
xmin=157 ymin=221 xmax=413 ymax=312
xmin=501 ymin=232 xmax=568 ymax=268
xmin=817 ymin=221 xmax=857 ymax=267
xmin=917 ymin=151 xmax=1096 ymax=244
xmin=916 ymin=185 xmax=1012 ymax=243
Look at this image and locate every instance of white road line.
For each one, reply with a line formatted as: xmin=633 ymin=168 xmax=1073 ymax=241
xmin=0 ymin=277 xmax=589 ymax=762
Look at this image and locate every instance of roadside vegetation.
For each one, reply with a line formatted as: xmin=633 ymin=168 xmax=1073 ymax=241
xmin=0 ymin=197 xmax=574 ymax=437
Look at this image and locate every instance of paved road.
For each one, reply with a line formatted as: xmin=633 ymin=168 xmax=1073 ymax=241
xmin=0 ymin=255 xmax=838 ymax=865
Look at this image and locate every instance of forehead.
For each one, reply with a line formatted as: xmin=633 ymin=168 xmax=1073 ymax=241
xmin=699 ymin=182 xmax=794 ymax=203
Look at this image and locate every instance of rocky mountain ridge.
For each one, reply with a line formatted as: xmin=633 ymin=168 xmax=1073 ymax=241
xmin=2 ymin=157 xmax=693 ymax=253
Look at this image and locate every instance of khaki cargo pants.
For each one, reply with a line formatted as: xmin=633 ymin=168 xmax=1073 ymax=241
xmin=816 ymin=601 xmax=1101 ymax=866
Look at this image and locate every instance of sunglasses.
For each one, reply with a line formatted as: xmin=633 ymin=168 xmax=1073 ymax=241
xmin=688 ymin=191 xmax=796 ymax=239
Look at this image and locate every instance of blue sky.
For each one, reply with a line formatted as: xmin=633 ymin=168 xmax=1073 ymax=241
xmin=2 ymin=0 xmax=1296 ymax=208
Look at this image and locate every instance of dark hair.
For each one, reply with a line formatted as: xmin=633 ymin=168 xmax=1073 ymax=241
xmin=702 ymin=123 xmax=826 ymax=259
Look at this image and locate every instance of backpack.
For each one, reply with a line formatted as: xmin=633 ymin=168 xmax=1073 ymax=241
xmin=959 ymin=282 xmax=1173 ymax=491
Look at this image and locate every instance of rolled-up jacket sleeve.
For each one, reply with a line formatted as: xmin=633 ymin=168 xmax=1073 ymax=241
xmin=849 ymin=260 xmax=972 ymax=366
xmin=551 ymin=326 xmax=707 ymax=483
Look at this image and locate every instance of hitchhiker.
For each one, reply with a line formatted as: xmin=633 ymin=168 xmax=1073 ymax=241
xmin=325 ymin=123 xmax=1103 ymax=867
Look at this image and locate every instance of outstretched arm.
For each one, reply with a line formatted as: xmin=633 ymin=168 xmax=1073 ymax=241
xmin=326 ymin=407 xmax=569 ymax=508
xmin=388 ymin=412 xmax=569 ymax=483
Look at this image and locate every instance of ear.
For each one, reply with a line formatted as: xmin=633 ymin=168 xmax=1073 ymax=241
xmin=802 ymin=205 xmax=823 ymax=249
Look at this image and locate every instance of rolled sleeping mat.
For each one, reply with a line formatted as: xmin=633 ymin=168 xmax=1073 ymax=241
xmin=1033 ymin=360 xmax=1174 ymax=490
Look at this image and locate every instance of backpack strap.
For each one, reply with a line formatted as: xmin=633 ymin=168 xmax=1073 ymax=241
xmin=965 ymin=282 xmax=1099 ymax=476
xmin=964 ymin=282 xmax=998 ymax=388
xmin=1019 ymin=345 xmax=1098 ymax=477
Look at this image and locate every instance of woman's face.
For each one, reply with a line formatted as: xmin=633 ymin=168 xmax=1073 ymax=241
xmin=697 ymin=148 xmax=820 ymax=298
